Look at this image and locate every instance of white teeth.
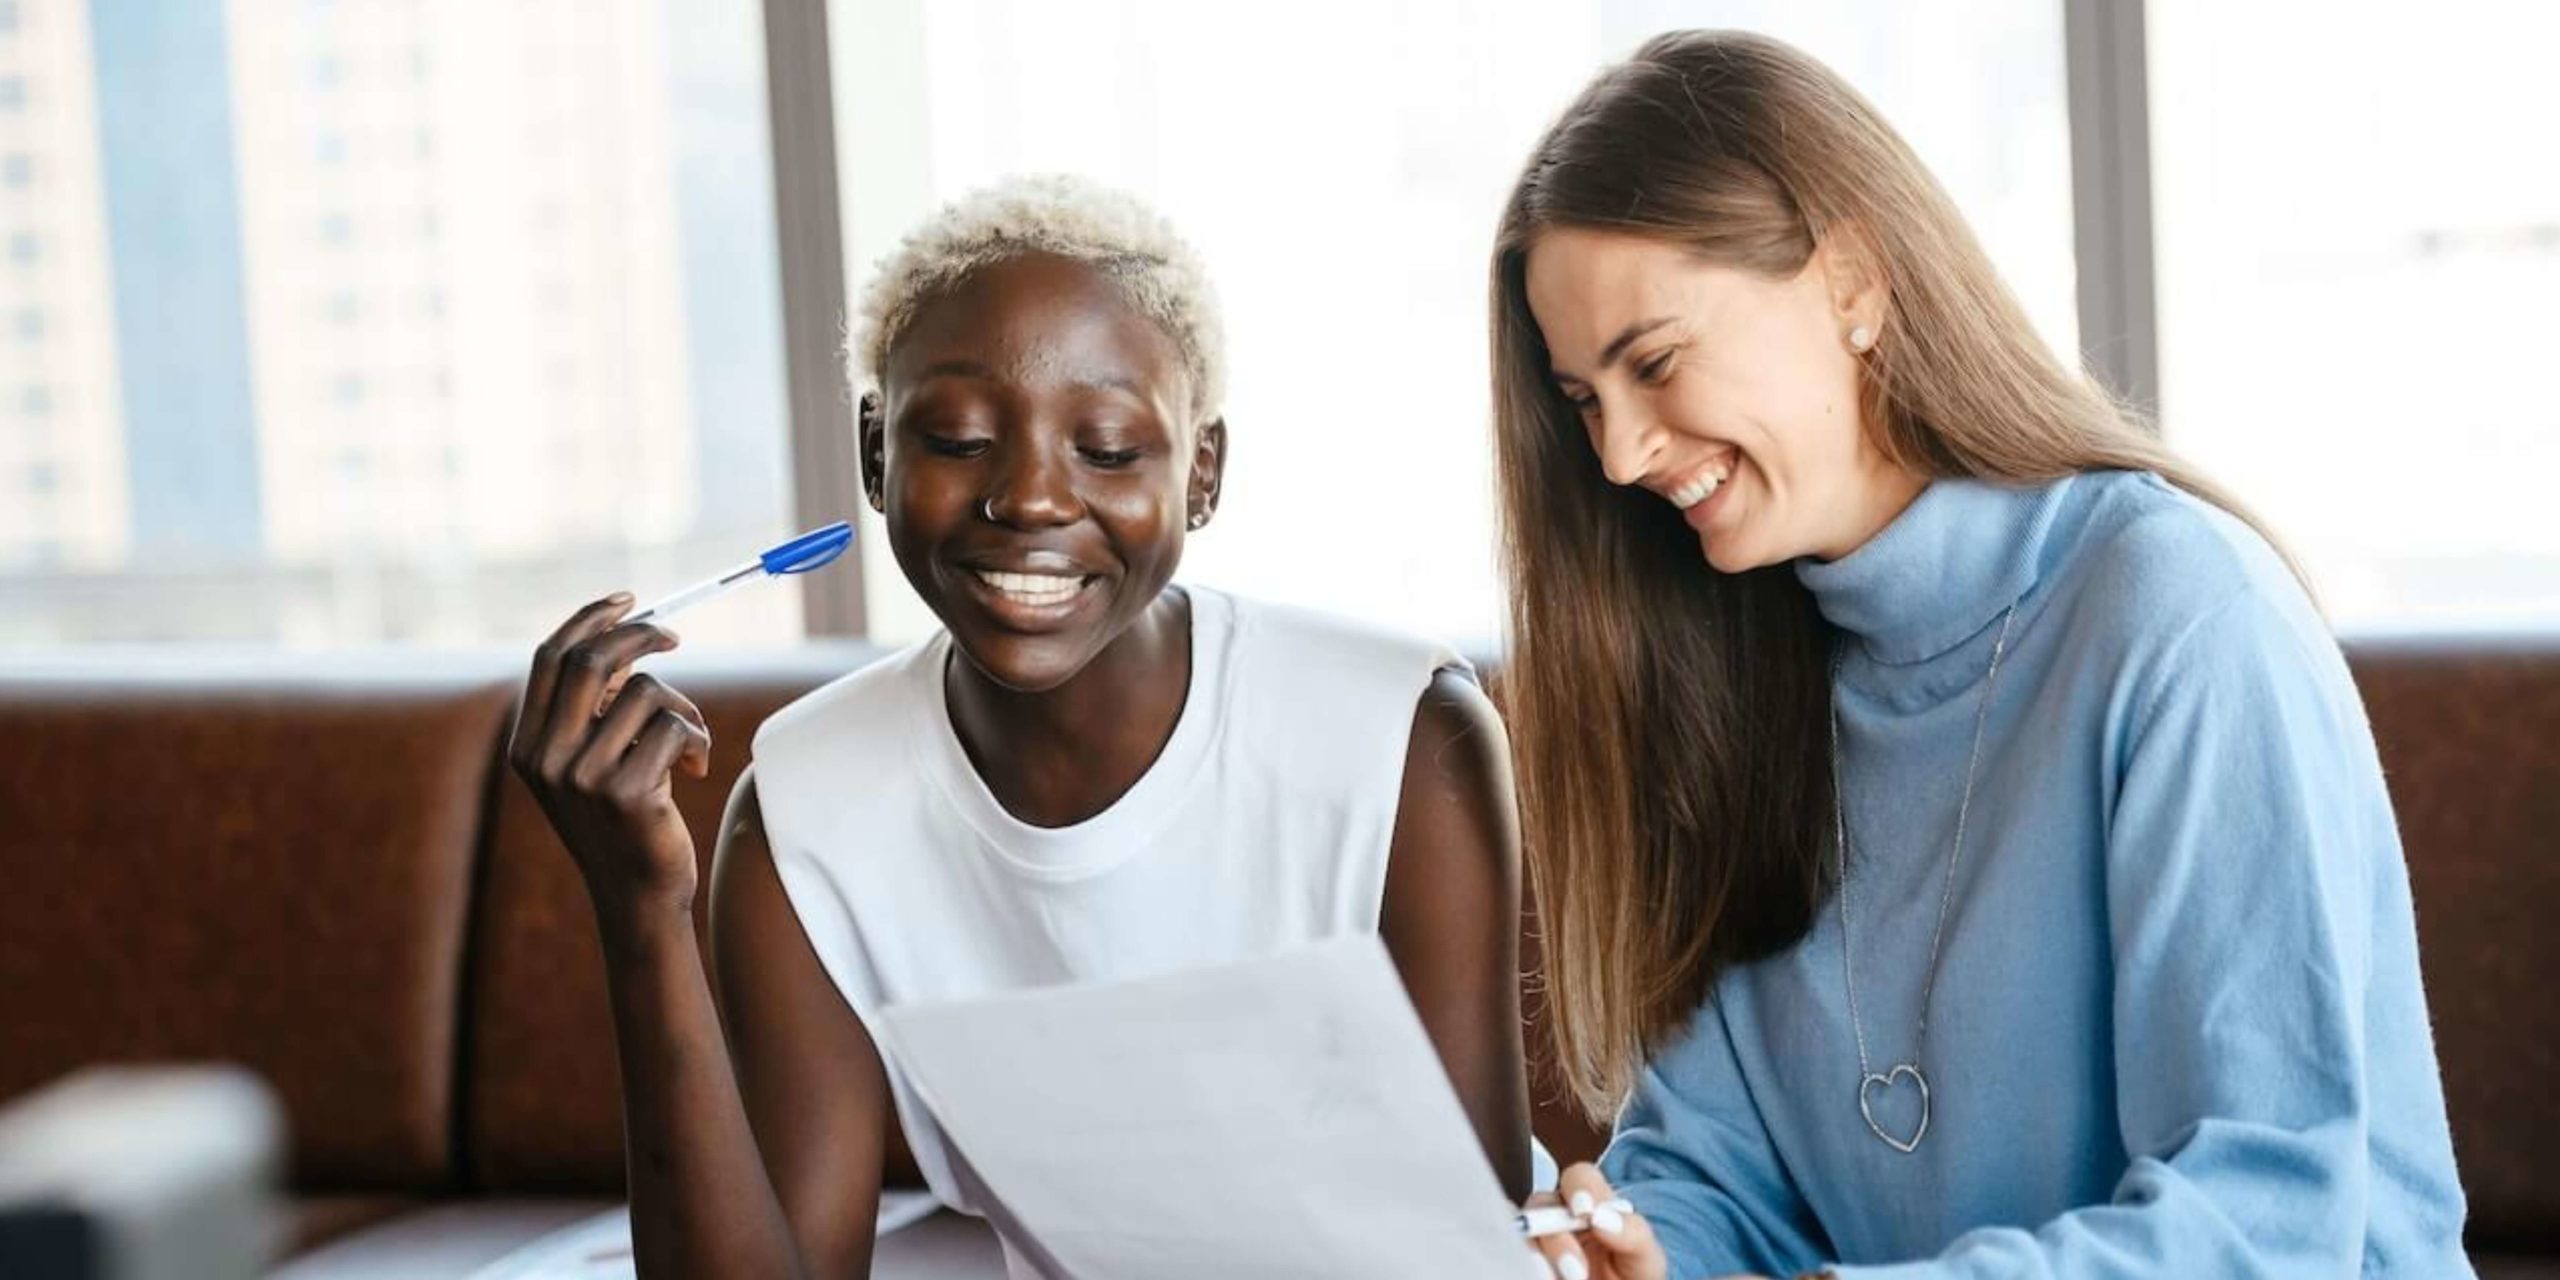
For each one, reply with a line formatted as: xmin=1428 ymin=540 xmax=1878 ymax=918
xmin=975 ymin=570 xmax=1085 ymax=606
xmin=1670 ymin=472 xmax=1725 ymax=509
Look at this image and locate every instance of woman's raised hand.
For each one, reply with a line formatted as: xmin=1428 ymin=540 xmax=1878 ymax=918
xmin=508 ymin=593 xmax=713 ymax=922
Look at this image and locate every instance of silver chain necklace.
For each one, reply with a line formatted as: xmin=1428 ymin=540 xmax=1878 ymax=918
xmin=1829 ymin=603 xmax=2017 ymax=1154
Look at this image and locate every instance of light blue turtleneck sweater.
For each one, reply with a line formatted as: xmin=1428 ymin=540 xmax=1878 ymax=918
xmin=1604 ymin=471 xmax=2471 ymax=1278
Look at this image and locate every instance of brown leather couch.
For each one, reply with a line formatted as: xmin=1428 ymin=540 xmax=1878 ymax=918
xmin=3 ymin=637 xmax=2554 ymax=1277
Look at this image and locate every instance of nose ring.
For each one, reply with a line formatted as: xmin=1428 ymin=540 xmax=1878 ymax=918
xmin=979 ymin=497 xmax=997 ymax=523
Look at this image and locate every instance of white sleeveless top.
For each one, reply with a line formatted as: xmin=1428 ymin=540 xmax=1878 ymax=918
xmin=749 ymin=586 xmax=1463 ymax=1254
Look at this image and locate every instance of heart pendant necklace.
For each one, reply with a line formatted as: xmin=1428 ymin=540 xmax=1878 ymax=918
xmin=1830 ymin=603 xmax=2016 ymax=1154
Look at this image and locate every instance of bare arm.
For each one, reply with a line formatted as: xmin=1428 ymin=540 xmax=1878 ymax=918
xmin=508 ymin=595 xmax=894 ymax=1278
xmin=1379 ymin=667 xmax=1535 ymax=1201
xmin=706 ymin=768 xmax=906 ymax=1278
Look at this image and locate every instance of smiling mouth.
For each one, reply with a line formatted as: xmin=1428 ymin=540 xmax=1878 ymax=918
xmin=971 ymin=568 xmax=1094 ymax=610
xmin=1665 ymin=455 xmax=1738 ymax=510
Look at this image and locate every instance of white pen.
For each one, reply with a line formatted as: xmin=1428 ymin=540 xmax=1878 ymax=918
xmin=625 ymin=521 xmax=854 ymax=627
xmin=1515 ymin=1198 xmax=1634 ymax=1239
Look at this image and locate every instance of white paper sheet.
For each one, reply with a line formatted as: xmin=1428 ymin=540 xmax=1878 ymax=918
xmin=465 ymin=1189 xmax=941 ymax=1280
xmin=877 ymin=935 xmax=1547 ymax=1280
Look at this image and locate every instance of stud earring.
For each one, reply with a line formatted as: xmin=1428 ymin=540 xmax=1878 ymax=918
xmin=1187 ymin=511 xmax=1207 ymax=530
xmin=1848 ymin=325 xmax=1874 ymax=353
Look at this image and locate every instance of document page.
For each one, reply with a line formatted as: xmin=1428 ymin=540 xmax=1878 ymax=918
xmin=466 ymin=1191 xmax=942 ymax=1280
xmin=878 ymin=934 xmax=1544 ymax=1280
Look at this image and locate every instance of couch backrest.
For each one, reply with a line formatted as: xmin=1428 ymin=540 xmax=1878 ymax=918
xmin=2351 ymin=636 xmax=2560 ymax=1249
xmin=0 ymin=661 xmax=513 ymax=1191
xmin=4 ymin=636 xmax=2553 ymax=1246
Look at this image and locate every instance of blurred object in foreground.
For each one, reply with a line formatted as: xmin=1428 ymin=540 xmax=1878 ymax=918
xmin=0 ymin=1067 xmax=281 ymax=1280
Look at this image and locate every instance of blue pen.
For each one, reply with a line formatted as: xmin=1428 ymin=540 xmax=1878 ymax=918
xmin=625 ymin=521 xmax=855 ymax=626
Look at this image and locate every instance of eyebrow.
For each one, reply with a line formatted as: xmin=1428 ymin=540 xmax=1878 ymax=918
xmin=1553 ymin=316 xmax=1677 ymax=383
xmin=914 ymin=359 xmax=997 ymax=383
xmin=1075 ymin=374 xmax=1150 ymax=400
xmin=908 ymin=361 xmax=1153 ymax=403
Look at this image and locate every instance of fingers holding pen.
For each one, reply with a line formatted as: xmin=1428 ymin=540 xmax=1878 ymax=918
xmin=509 ymin=592 xmax=688 ymax=788
xmin=572 ymin=674 xmax=713 ymax=789
xmin=513 ymin=592 xmax=634 ymax=757
xmin=1558 ymin=1164 xmax=1664 ymax=1280
xmin=1515 ymin=1166 xmax=1663 ymax=1280
xmin=539 ymin=621 xmax=682 ymax=773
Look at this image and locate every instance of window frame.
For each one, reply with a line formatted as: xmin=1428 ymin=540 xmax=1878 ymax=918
xmin=760 ymin=0 xmax=2158 ymax=637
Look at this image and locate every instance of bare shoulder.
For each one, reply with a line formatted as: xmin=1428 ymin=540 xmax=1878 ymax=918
xmin=706 ymin=766 xmax=803 ymax=974
xmin=1406 ymin=668 xmax=1510 ymax=775
xmin=719 ymin=765 xmax=765 ymax=843
xmin=1392 ymin=668 xmax=1519 ymax=879
xmin=708 ymin=766 xmax=770 ymax=907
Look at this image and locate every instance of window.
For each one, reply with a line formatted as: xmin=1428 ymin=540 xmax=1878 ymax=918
xmin=0 ymin=0 xmax=796 ymax=646
xmin=45 ymin=1 xmax=2524 ymax=649
xmin=830 ymin=0 xmax=2076 ymax=649
xmin=2149 ymin=0 xmax=2560 ymax=628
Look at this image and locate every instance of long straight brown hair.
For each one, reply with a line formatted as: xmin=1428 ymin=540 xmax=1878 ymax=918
xmin=1495 ymin=30 xmax=2289 ymax=1122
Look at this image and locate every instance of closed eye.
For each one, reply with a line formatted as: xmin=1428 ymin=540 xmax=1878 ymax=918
xmin=1635 ymin=350 xmax=1676 ymax=385
xmin=1081 ymin=446 xmax=1143 ymax=468
xmin=923 ymin=435 xmax=991 ymax=459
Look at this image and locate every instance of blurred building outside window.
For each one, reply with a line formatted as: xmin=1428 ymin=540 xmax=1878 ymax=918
xmin=0 ymin=0 xmax=796 ymax=646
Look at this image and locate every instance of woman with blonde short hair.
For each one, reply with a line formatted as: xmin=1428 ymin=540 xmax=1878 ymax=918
xmin=509 ymin=175 xmax=1531 ymax=1278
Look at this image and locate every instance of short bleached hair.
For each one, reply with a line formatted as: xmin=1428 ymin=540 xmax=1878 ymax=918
xmin=851 ymin=173 xmax=1227 ymax=424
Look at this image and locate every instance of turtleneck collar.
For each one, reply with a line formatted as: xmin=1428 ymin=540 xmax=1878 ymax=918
xmin=1794 ymin=474 xmax=2077 ymax=665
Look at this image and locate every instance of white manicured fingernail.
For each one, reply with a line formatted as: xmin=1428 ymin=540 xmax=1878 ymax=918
xmin=1568 ymin=1190 xmax=1595 ymax=1216
xmin=1604 ymin=1197 xmax=1633 ymax=1215
xmin=1556 ymin=1252 xmax=1589 ymax=1280
xmin=1591 ymin=1207 xmax=1626 ymax=1236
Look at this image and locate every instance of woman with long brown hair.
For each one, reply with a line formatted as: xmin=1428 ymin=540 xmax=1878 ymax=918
xmin=1494 ymin=31 xmax=2469 ymax=1280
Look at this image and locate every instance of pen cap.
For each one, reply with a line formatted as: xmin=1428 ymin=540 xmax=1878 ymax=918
xmin=760 ymin=521 xmax=855 ymax=575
